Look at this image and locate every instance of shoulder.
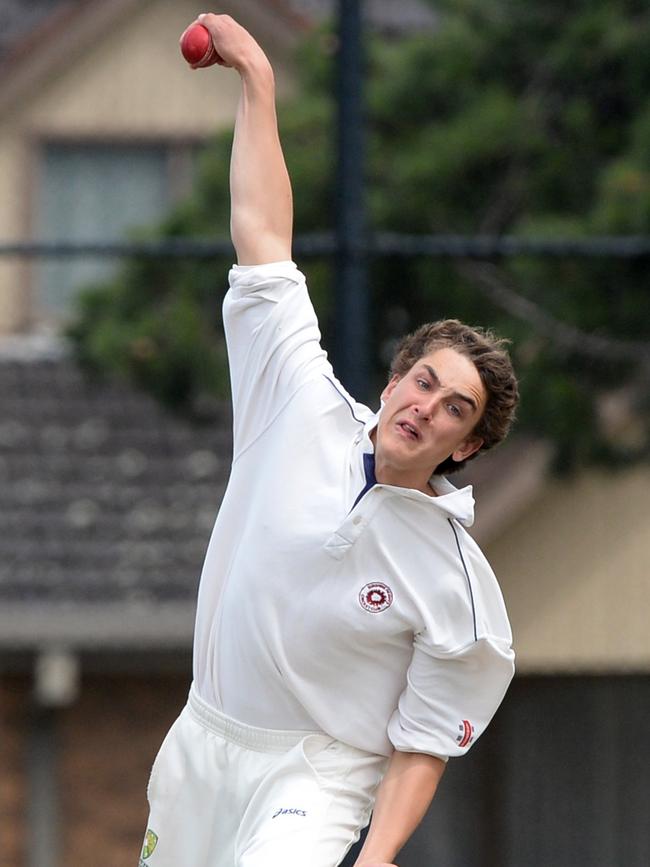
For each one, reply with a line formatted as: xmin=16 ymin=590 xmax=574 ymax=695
xmin=319 ymin=372 xmax=373 ymax=427
xmin=447 ymin=521 xmax=512 ymax=645
xmin=376 ymin=502 xmax=511 ymax=649
xmin=279 ymin=371 xmax=374 ymax=440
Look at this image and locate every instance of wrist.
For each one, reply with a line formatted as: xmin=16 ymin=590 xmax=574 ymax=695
xmin=238 ymin=52 xmax=274 ymax=85
xmin=354 ymin=843 xmax=398 ymax=865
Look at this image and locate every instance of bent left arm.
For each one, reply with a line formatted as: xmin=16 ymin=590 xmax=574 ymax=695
xmin=353 ymin=750 xmax=446 ymax=867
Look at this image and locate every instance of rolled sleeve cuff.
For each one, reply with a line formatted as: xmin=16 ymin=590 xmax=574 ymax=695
xmin=228 ymin=261 xmax=300 ymax=298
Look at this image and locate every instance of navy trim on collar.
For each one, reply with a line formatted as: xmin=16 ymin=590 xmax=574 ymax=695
xmin=352 ymin=452 xmax=377 ymax=510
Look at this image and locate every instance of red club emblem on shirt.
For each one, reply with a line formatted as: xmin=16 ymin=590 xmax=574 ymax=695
xmin=359 ymin=582 xmax=394 ymax=613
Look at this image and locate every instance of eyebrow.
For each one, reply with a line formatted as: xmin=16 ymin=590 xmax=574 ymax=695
xmin=422 ymin=364 xmax=479 ymax=413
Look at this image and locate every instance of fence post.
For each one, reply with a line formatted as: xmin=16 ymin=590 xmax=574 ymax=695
xmin=334 ymin=0 xmax=370 ymax=402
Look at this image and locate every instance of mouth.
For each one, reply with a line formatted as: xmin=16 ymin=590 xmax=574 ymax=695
xmin=396 ymin=420 xmax=420 ymax=441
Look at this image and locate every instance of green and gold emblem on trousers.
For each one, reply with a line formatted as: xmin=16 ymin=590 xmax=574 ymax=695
xmin=141 ymin=829 xmax=158 ymax=860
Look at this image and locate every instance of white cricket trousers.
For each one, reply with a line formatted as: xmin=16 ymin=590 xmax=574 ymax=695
xmin=139 ymin=685 xmax=387 ymax=867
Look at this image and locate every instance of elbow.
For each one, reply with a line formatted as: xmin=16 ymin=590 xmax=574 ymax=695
xmin=231 ymin=218 xmax=292 ymax=266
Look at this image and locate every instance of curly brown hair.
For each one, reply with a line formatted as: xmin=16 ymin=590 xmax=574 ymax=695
xmin=389 ymin=319 xmax=519 ymax=474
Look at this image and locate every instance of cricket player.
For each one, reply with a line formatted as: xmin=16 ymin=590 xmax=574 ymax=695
xmin=140 ymin=14 xmax=519 ymax=867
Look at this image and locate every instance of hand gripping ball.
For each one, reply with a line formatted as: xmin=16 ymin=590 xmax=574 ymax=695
xmin=180 ymin=23 xmax=220 ymax=68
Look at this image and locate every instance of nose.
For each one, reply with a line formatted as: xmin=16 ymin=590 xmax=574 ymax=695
xmin=413 ymin=393 xmax=442 ymax=421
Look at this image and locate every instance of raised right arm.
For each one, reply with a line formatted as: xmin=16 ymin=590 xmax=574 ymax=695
xmin=188 ymin=16 xmax=329 ymax=455
xmin=197 ymin=14 xmax=292 ymax=265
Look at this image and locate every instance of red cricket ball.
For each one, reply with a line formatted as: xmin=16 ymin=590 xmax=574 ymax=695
xmin=180 ymin=23 xmax=220 ymax=68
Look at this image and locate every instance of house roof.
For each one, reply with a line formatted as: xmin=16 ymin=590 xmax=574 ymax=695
xmin=0 ymin=0 xmax=438 ymax=125
xmin=0 ymin=0 xmax=303 ymax=120
xmin=0 ymin=337 xmax=230 ymax=650
xmin=0 ymin=0 xmax=69 ymax=59
xmin=0 ymin=0 xmax=437 ymax=65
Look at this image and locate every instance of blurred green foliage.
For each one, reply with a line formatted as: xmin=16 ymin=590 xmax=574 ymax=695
xmin=68 ymin=0 xmax=650 ymax=470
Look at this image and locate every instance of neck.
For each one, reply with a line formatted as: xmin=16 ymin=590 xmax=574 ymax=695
xmin=370 ymin=428 xmax=436 ymax=496
xmin=374 ymin=458 xmax=437 ymax=496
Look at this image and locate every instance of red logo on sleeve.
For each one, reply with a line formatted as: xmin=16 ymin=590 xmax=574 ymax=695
xmin=456 ymin=720 xmax=475 ymax=748
xmin=359 ymin=582 xmax=393 ymax=612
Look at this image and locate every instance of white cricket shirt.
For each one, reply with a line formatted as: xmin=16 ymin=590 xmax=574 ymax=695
xmin=193 ymin=261 xmax=515 ymax=760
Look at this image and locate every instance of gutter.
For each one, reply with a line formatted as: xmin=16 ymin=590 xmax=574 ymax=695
xmin=0 ymin=601 xmax=196 ymax=651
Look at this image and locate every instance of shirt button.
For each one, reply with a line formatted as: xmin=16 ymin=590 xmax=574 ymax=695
xmin=352 ymin=515 xmax=363 ymax=525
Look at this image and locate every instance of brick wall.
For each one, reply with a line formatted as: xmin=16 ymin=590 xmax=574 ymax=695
xmin=60 ymin=673 xmax=190 ymax=867
xmin=1 ymin=670 xmax=190 ymax=867
xmin=0 ymin=676 xmax=28 ymax=867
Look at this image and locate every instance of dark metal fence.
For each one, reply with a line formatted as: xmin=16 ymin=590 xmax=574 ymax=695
xmin=5 ymin=232 xmax=650 ymax=259
xmin=4 ymin=232 xmax=649 ymax=375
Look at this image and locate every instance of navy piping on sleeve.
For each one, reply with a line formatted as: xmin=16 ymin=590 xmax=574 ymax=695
xmin=322 ymin=374 xmax=366 ymax=425
xmin=447 ymin=518 xmax=478 ymax=641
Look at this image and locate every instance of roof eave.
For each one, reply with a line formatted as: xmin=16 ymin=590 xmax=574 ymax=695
xmin=0 ymin=0 xmax=305 ymax=122
xmin=0 ymin=600 xmax=196 ymax=650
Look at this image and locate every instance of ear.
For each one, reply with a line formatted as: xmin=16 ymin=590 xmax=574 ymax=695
xmin=452 ymin=436 xmax=484 ymax=463
xmin=380 ymin=374 xmax=401 ymax=404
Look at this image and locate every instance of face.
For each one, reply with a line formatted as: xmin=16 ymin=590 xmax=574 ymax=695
xmin=372 ymin=346 xmax=487 ymax=492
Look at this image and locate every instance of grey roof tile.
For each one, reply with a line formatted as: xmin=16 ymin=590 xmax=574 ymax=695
xmin=0 ymin=343 xmax=231 ymax=609
xmin=0 ymin=0 xmax=74 ymax=60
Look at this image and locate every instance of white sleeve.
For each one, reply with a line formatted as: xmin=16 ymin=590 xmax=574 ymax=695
xmin=222 ymin=261 xmax=331 ymax=458
xmin=387 ymin=634 xmax=515 ymax=761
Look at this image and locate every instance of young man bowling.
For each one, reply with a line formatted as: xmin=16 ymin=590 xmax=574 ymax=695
xmin=140 ymin=14 xmax=519 ymax=867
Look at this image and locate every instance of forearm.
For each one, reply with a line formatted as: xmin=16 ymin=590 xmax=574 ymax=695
xmin=230 ymin=61 xmax=293 ymax=264
xmin=196 ymin=14 xmax=293 ymax=265
xmin=354 ymin=750 xmax=446 ymax=866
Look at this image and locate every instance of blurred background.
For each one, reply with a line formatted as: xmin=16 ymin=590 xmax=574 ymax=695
xmin=0 ymin=0 xmax=649 ymax=865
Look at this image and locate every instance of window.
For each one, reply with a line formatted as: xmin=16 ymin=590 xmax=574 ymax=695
xmin=34 ymin=142 xmax=199 ymax=318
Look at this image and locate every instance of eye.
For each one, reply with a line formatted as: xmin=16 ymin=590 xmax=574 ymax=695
xmin=416 ymin=378 xmax=430 ymax=390
xmin=447 ymin=403 xmax=462 ymax=418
